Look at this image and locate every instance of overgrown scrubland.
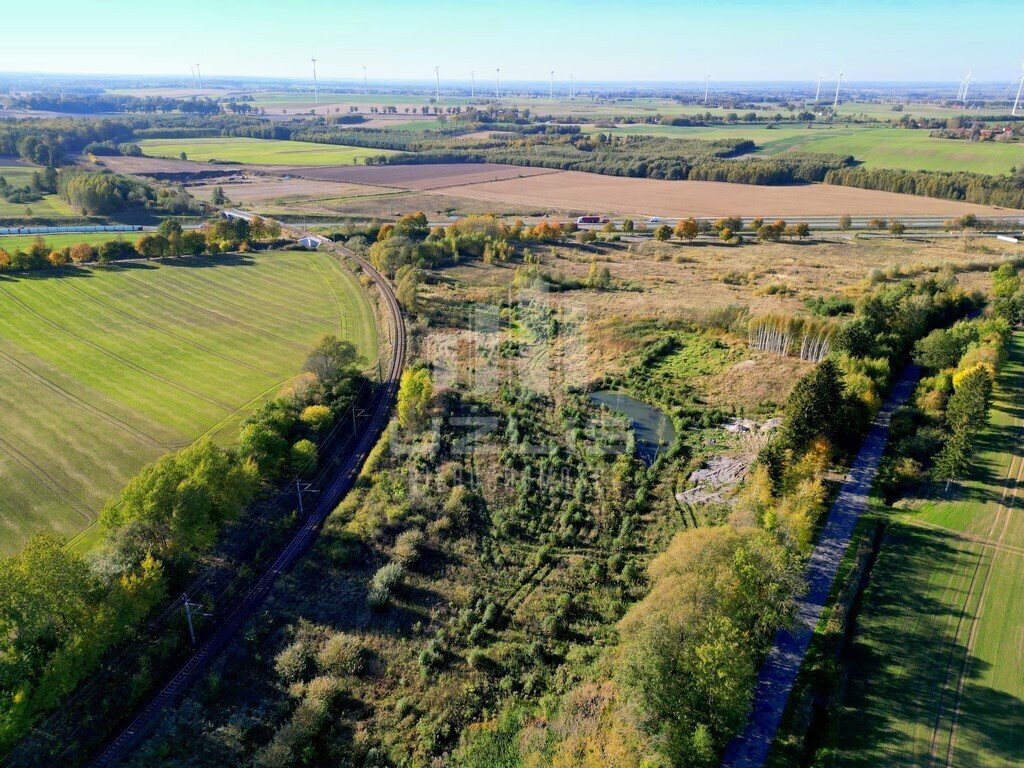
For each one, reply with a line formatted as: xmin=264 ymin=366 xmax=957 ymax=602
xmin=114 ymin=215 xmax=998 ymax=768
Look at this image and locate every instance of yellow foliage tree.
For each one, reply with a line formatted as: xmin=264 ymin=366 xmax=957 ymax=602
xmin=397 ymin=367 xmax=432 ymax=430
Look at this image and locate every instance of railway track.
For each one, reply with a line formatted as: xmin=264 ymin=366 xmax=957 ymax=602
xmin=79 ymin=237 xmax=405 ymax=768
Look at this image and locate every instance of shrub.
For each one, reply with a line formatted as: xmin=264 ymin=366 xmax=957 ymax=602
xmin=368 ymin=561 xmax=406 ymax=608
xmin=275 ymin=640 xmax=315 ymax=683
xmin=392 ymin=528 xmax=425 ymax=566
xmin=317 ymin=632 xmax=367 ymax=677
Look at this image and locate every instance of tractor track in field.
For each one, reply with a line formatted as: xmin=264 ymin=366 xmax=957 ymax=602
xmin=904 ymin=518 xmax=1024 ymax=559
xmin=154 ymin=266 xmax=339 ymax=327
xmin=935 ymin=391 xmax=1024 ymax=767
xmin=60 ymin=280 xmax=280 ymax=378
xmin=0 ymin=288 xmax=236 ymax=412
xmin=0 ymin=433 xmax=92 ymax=521
xmin=0 ymin=346 xmax=167 ymax=450
xmin=306 ymin=253 xmax=353 ymax=338
xmin=117 ymin=272 xmax=305 ymax=348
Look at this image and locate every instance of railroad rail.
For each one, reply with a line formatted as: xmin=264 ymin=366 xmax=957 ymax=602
xmin=82 ymin=236 xmax=405 ymax=768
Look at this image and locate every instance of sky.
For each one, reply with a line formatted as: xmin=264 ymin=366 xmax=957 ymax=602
xmin=2 ymin=0 xmax=1024 ymax=84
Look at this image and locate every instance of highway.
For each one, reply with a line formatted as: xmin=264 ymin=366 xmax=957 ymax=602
xmin=80 ymin=234 xmax=406 ymax=768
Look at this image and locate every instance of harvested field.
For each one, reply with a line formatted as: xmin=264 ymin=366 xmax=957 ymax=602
xmin=278 ymin=162 xmax=559 ymax=190
xmin=89 ymin=154 xmax=245 ymax=178
xmin=189 ymin=176 xmax=389 ymax=204
xmin=260 ymin=190 xmax=512 ymax=220
xmin=432 ymin=170 xmax=1017 ymax=218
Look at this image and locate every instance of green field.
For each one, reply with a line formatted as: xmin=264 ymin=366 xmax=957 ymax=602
xmin=0 ymin=251 xmax=378 ymax=555
xmin=0 ymin=231 xmax=145 ymax=253
xmin=593 ymin=123 xmax=1024 ymax=175
xmin=832 ymin=329 xmax=1024 ymax=767
xmin=0 ymin=162 xmax=79 ymax=219
xmin=137 ymin=137 xmax=400 ymax=166
xmin=837 ymin=100 xmax=1009 ymax=120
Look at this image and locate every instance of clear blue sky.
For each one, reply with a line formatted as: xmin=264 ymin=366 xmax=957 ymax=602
xmin=4 ymin=0 xmax=1023 ymax=83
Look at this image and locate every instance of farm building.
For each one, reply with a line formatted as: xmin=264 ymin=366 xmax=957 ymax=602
xmin=297 ymin=235 xmax=328 ymax=249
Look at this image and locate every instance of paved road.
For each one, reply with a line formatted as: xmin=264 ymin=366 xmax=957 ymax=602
xmin=721 ymin=363 xmax=921 ymax=768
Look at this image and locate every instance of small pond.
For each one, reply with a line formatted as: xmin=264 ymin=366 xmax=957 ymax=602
xmin=589 ymin=390 xmax=676 ymax=465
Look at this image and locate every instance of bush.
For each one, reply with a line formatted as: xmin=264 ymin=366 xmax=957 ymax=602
xmin=317 ymin=633 xmax=367 ymax=677
xmin=368 ymin=561 xmax=406 ymax=608
xmin=275 ymin=640 xmax=315 ymax=683
xmin=392 ymin=528 xmax=425 ymax=566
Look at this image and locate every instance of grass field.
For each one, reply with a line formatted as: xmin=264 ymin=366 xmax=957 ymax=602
xmin=832 ymin=329 xmax=1024 ymax=768
xmin=0 ymin=250 xmax=378 ymax=555
xmin=592 ymin=123 xmax=1024 ymax=175
xmin=0 ymin=161 xmax=79 ymax=219
xmin=137 ymin=137 xmax=400 ymax=166
xmin=0 ymin=231 xmax=145 ymax=253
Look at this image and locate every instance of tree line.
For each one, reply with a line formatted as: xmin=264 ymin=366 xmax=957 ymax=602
xmin=879 ymin=266 xmax=1019 ymax=499
xmin=10 ymin=93 xmax=223 ymax=115
xmin=825 ymin=166 xmax=1024 ymax=210
xmin=0 ymin=215 xmax=283 ymax=273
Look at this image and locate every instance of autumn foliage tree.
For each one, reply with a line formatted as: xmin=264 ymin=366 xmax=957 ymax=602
xmin=673 ymin=217 xmax=698 ymax=241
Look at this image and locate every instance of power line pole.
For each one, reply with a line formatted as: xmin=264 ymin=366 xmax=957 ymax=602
xmin=295 ymin=478 xmax=319 ymax=517
xmin=182 ymin=595 xmax=210 ymax=645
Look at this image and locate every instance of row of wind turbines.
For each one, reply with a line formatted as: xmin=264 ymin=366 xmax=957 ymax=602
xmin=311 ymin=62 xmax=581 ymax=103
xmin=204 ymin=58 xmax=1024 ymax=117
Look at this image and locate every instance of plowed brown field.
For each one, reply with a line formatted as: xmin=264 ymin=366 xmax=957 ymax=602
xmin=431 ymin=170 xmax=1017 ymax=217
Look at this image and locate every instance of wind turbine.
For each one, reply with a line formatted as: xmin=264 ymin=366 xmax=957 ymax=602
xmin=190 ymin=64 xmax=196 ymax=90
xmin=570 ymin=73 xmax=575 ymax=100
xmin=961 ymin=71 xmax=974 ymax=102
xmin=470 ymin=70 xmax=475 ymax=98
xmin=814 ymin=71 xmax=825 ymax=102
xmin=434 ymin=65 xmax=440 ymax=100
xmin=311 ymin=57 xmax=319 ymax=104
xmin=1013 ymin=61 xmax=1024 ymax=117
xmin=956 ymin=70 xmax=973 ymax=102
xmin=703 ymin=72 xmax=710 ymax=105
xmin=550 ymin=70 xmax=554 ymax=101
xmin=195 ymin=63 xmax=202 ymax=90
xmin=362 ymin=65 xmax=367 ymax=95
xmin=832 ymin=66 xmax=846 ymax=110
xmin=495 ymin=67 xmax=500 ymax=99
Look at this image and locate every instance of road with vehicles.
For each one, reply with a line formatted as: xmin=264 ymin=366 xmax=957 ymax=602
xmin=78 ymin=235 xmax=405 ymax=768
xmin=721 ymin=364 xmax=921 ymax=768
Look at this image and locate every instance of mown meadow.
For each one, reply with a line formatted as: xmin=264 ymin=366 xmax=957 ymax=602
xmin=0 ymin=250 xmax=378 ymax=554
